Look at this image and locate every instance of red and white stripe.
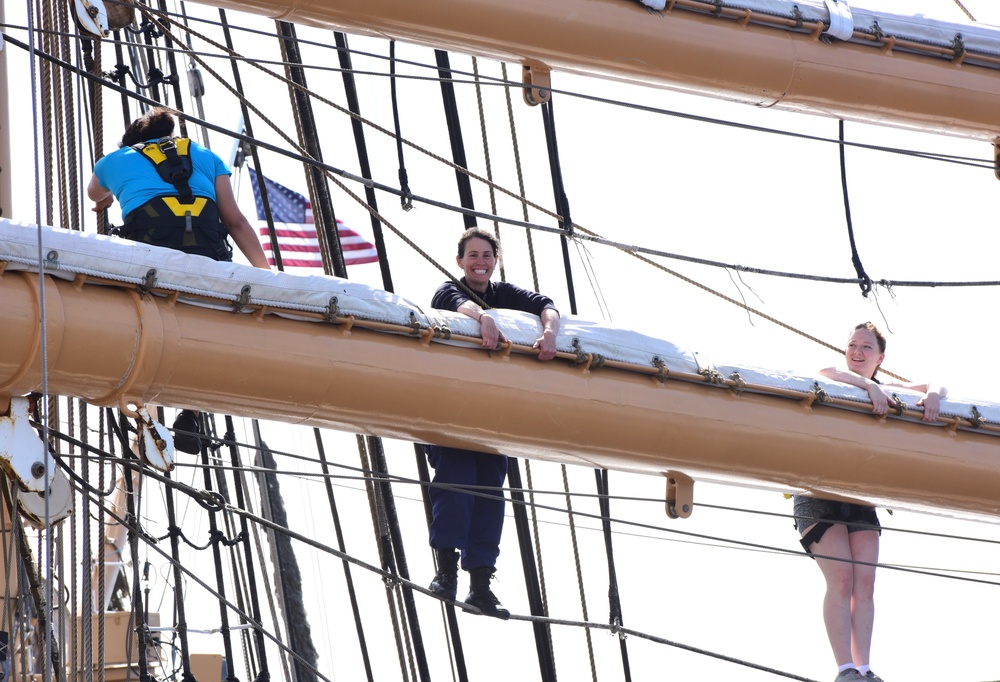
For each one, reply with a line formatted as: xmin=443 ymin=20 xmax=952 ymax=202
xmin=258 ymin=212 xmax=378 ymax=268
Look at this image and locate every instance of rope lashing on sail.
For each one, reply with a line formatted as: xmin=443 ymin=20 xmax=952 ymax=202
xmin=571 ymin=339 xmax=606 ymax=372
xmin=652 ymin=356 xmax=670 ymax=383
xmin=699 ymin=368 xmax=726 ymax=384
xmin=728 ymin=371 xmax=747 ymax=395
xmin=805 ymin=381 xmax=829 ymax=408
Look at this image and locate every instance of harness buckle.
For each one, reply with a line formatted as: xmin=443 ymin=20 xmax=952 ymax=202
xmin=156 ymin=136 xmax=177 ymax=154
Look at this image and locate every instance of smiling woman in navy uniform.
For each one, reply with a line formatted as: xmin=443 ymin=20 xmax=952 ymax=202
xmin=425 ymin=227 xmax=560 ymax=619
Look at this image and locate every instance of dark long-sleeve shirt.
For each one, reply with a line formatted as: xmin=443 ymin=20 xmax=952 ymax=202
xmin=431 ymin=278 xmax=557 ymax=317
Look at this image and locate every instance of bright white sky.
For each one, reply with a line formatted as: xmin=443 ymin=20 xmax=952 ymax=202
xmin=3 ymin=1 xmax=1000 ymax=681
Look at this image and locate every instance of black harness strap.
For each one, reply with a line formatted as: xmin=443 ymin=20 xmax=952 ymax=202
xmin=799 ymin=521 xmax=834 ymax=553
xmin=133 ymin=136 xmax=195 ymax=203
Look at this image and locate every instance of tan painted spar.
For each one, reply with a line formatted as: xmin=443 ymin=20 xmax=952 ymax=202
xmin=2 ymin=270 xmax=998 ymax=518
xmin=194 ymin=0 xmax=1000 ymax=139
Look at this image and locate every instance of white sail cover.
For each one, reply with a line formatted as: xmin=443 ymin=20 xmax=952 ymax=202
xmin=639 ymin=0 xmax=1000 ymax=57
xmin=1 ymin=218 xmax=997 ymax=429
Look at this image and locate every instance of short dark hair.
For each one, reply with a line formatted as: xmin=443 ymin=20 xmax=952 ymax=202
xmin=457 ymin=227 xmax=501 ymax=260
xmin=120 ymin=107 xmax=177 ymax=147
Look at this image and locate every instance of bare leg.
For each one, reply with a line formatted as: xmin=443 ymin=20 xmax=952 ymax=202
xmin=847 ymin=530 xmax=879 ymax=666
xmin=805 ymin=523 xmax=855 ymax=666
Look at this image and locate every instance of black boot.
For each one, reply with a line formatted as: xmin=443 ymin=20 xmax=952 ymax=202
xmin=429 ymin=548 xmax=459 ymax=601
xmin=465 ymin=567 xmax=510 ymax=620
xmin=171 ymin=410 xmax=202 ymax=454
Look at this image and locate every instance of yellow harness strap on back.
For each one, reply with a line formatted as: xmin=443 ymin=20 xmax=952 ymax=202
xmin=161 ymin=196 xmax=208 ymax=217
xmin=137 ymin=137 xmax=191 ymax=164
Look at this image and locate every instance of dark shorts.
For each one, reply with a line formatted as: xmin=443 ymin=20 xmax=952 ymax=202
xmin=792 ymin=496 xmax=880 ymax=553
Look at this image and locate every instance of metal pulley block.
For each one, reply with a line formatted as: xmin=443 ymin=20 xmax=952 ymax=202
xmin=18 ymin=469 xmax=74 ymax=528
xmin=522 ymin=61 xmax=551 ymax=106
xmin=72 ymin=0 xmax=110 ymax=38
xmin=664 ymin=470 xmax=694 ymax=519
xmin=135 ymin=405 xmax=175 ymax=472
xmin=0 ymin=396 xmax=54 ymax=493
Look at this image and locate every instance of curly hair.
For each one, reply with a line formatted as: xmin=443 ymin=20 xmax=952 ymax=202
xmin=120 ymin=107 xmax=177 ymax=148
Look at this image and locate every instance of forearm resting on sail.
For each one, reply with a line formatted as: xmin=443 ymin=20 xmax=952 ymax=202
xmin=456 ymin=301 xmax=503 ymax=349
xmin=534 ymin=309 xmax=560 ymax=361
xmin=819 ymin=366 xmax=891 ymax=415
xmin=819 ymin=367 xmax=946 ymax=421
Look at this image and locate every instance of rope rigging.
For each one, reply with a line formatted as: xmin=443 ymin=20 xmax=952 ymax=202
xmin=7 ymin=4 xmax=1000 ymax=682
xmin=838 ymin=120 xmax=873 ymax=297
xmin=7 ymin=22 xmax=994 ymax=336
xmin=9 ymin=18 xmax=996 ymax=294
xmin=18 ymin=404 xmax=1000 ymax=682
xmin=48 ymin=419 xmax=1000 ymax=565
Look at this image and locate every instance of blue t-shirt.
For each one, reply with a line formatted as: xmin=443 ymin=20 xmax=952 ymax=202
xmin=93 ymin=138 xmax=229 ymax=217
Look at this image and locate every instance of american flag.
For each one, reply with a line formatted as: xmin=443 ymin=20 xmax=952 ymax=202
xmin=248 ymin=167 xmax=379 ymax=268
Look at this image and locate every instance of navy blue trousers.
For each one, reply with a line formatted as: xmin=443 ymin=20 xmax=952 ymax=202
xmin=426 ymin=445 xmax=508 ymax=571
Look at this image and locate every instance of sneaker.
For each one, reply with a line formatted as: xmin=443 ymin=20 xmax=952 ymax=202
xmin=864 ymin=672 xmax=885 ymax=682
xmin=171 ymin=410 xmax=202 ymax=454
xmin=834 ymin=670 xmax=865 ymax=682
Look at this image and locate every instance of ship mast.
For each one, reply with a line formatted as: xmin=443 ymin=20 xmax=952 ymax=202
xmin=0 ymin=1 xmax=12 ymax=220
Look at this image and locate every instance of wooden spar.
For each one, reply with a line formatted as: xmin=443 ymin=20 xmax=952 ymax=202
xmin=2 ymin=269 xmax=998 ymax=518
xmin=192 ymin=0 xmax=1000 ymax=139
